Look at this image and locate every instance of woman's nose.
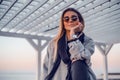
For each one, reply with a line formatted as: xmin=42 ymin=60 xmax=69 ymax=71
xmin=69 ymin=18 xmax=73 ymax=23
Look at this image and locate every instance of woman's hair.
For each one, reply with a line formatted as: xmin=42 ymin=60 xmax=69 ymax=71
xmin=53 ymin=8 xmax=85 ymax=61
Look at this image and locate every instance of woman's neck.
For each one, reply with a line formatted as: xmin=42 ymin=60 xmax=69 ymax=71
xmin=66 ymin=31 xmax=71 ymax=41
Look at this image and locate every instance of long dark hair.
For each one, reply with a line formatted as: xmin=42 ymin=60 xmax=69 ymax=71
xmin=53 ymin=8 xmax=85 ymax=61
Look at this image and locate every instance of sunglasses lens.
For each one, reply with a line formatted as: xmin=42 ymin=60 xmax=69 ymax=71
xmin=63 ymin=15 xmax=78 ymax=22
xmin=71 ymin=16 xmax=78 ymax=21
xmin=63 ymin=17 xmax=69 ymax=22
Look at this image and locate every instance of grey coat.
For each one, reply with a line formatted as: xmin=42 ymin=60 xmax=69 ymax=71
xmin=42 ymin=35 xmax=96 ymax=80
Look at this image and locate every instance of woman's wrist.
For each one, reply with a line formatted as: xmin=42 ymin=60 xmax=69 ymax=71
xmin=71 ymin=34 xmax=77 ymax=39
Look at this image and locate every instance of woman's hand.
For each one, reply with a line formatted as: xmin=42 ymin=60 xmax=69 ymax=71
xmin=70 ymin=22 xmax=83 ymax=39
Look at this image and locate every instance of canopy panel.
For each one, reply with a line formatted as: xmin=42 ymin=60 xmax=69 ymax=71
xmin=0 ymin=0 xmax=120 ymax=43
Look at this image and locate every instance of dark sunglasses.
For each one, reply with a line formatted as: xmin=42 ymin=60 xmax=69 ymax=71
xmin=63 ymin=15 xmax=78 ymax=22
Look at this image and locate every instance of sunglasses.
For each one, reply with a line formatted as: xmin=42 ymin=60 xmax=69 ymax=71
xmin=63 ymin=15 xmax=78 ymax=22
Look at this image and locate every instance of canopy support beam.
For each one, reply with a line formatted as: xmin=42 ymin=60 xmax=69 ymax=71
xmin=26 ymin=38 xmax=50 ymax=80
xmin=96 ymin=42 xmax=113 ymax=80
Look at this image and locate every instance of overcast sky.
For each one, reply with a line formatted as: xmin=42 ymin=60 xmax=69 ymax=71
xmin=0 ymin=36 xmax=120 ymax=77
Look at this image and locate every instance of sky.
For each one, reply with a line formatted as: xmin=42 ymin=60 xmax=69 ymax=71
xmin=0 ymin=36 xmax=37 ymax=73
xmin=0 ymin=36 xmax=120 ymax=77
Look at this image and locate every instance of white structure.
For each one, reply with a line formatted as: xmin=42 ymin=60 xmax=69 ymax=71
xmin=98 ymin=73 xmax=120 ymax=80
xmin=0 ymin=0 xmax=120 ymax=80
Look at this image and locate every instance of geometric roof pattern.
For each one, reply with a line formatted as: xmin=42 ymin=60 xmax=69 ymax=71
xmin=0 ymin=0 xmax=120 ymax=43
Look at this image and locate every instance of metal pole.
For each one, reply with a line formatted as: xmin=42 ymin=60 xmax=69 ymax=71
xmin=103 ymin=55 xmax=108 ymax=80
xmin=95 ymin=43 xmax=113 ymax=80
xmin=37 ymin=40 xmax=41 ymax=80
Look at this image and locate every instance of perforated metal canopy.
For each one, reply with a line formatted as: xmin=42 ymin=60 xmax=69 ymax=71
xmin=0 ymin=0 xmax=120 ymax=43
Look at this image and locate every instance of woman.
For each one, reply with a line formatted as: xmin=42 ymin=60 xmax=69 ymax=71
xmin=42 ymin=8 xmax=96 ymax=80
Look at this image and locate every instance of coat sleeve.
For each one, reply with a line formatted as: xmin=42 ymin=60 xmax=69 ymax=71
xmin=42 ymin=47 xmax=49 ymax=80
xmin=82 ymin=37 xmax=95 ymax=59
xmin=68 ymin=36 xmax=95 ymax=60
xmin=42 ymin=40 xmax=54 ymax=80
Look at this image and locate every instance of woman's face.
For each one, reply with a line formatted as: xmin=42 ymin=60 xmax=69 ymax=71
xmin=63 ymin=11 xmax=79 ymax=31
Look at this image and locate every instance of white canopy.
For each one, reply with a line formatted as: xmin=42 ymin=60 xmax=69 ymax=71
xmin=0 ymin=0 xmax=120 ymax=43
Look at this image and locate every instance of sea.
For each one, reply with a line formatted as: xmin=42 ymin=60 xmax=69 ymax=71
xmin=0 ymin=72 xmax=36 ymax=80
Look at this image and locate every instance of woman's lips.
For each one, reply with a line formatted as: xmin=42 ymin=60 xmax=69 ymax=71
xmin=68 ymin=24 xmax=75 ymax=27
